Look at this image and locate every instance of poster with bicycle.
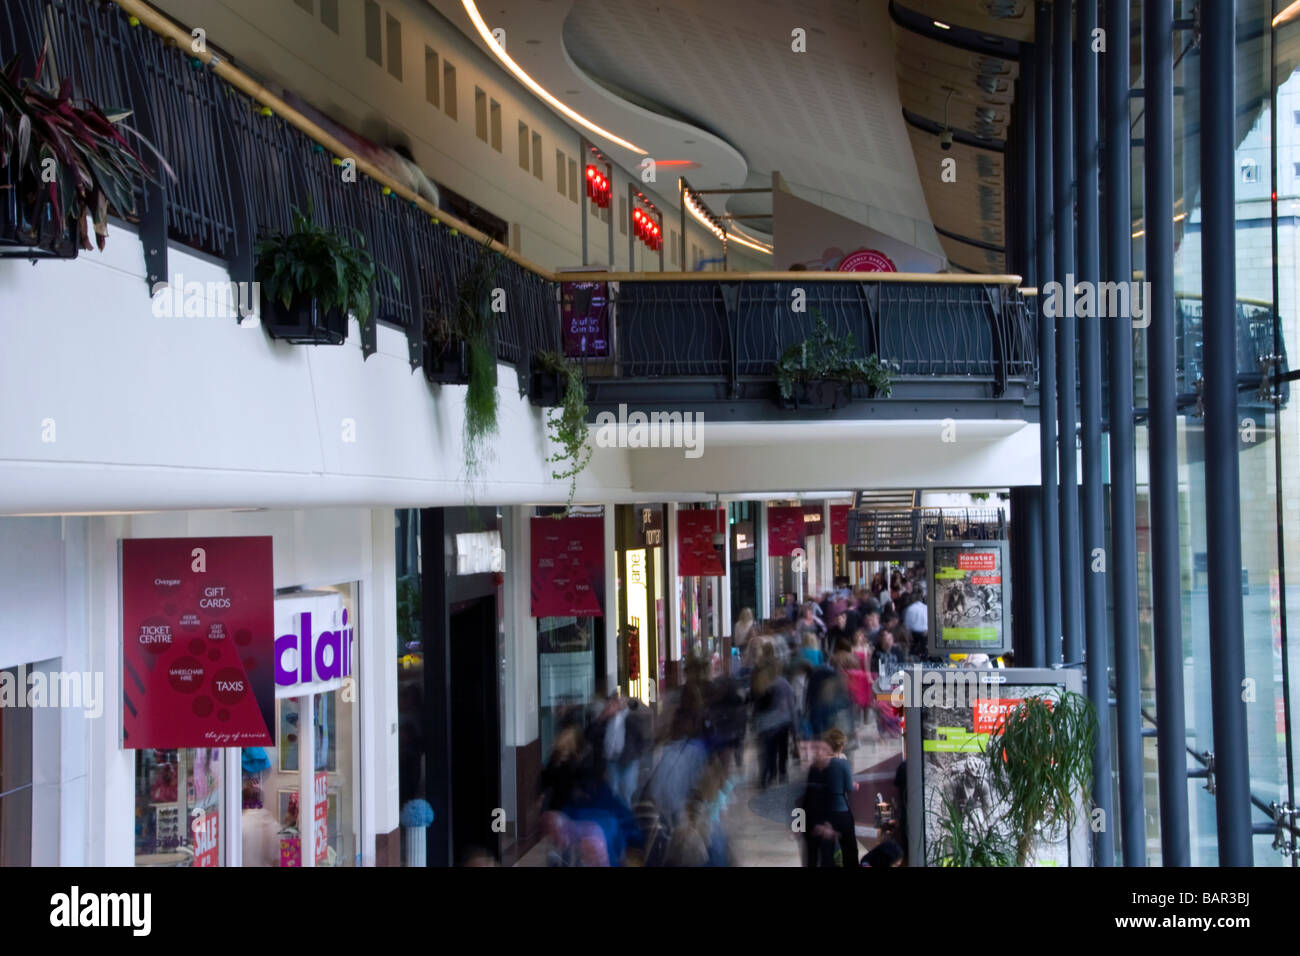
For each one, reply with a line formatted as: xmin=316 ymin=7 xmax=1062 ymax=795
xmin=926 ymin=540 xmax=1011 ymax=655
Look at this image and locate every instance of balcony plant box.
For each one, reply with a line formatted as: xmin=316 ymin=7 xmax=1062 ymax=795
xmin=423 ymin=337 xmax=471 ymax=385
xmin=776 ymin=313 xmax=894 ymax=411
xmin=260 ymin=293 xmax=349 ymax=345
xmin=529 ymin=351 xmax=570 ymax=406
xmin=780 ymin=379 xmax=854 ymax=411
xmin=1 ymin=46 xmax=164 ymax=259
xmin=255 ymin=201 xmax=393 ymax=348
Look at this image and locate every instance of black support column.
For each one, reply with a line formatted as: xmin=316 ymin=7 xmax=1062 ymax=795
xmin=1103 ymin=0 xmax=1146 ymax=868
xmin=1200 ymin=0 xmax=1253 ymax=867
xmin=1075 ymin=0 xmax=1114 ymax=868
xmin=1143 ymin=0 xmax=1191 ymax=866
xmin=1054 ymin=0 xmax=1083 ymax=669
xmin=1035 ymin=1 xmax=1063 ymax=668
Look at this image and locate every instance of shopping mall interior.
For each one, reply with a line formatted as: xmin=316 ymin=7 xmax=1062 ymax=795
xmin=0 ymin=0 xmax=1298 ymax=876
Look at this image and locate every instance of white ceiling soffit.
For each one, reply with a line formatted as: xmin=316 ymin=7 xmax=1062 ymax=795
xmin=428 ymin=0 xmax=748 ymax=187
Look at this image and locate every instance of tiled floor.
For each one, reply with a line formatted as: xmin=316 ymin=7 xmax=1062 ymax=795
xmin=515 ymin=719 xmax=905 ymax=867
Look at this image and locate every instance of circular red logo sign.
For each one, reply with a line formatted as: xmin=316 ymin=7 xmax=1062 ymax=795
xmin=837 ymin=249 xmax=897 ymax=273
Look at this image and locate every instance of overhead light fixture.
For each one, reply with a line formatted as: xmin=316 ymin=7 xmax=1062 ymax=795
xmin=461 ymin=1 xmax=646 ymax=154
xmin=934 ymin=20 xmax=952 ymax=30
xmin=726 ymin=223 xmax=773 ymax=255
xmin=1274 ymin=1 xmax=1300 ymax=28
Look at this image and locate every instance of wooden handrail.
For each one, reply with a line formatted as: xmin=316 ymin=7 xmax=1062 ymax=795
xmin=111 ymin=0 xmax=1028 ymax=291
xmin=555 ymin=270 xmax=1025 ymax=285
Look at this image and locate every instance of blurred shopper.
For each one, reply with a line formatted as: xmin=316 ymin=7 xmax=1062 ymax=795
xmin=823 ymin=728 xmax=860 ymax=866
xmin=752 ymin=660 xmax=797 ymax=788
xmin=795 ymin=736 xmax=833 ymax=866
xmin=862 ymin=839 xmax=904 ymax=868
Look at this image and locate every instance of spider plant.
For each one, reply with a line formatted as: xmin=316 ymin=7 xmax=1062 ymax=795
xmin=0 ymin=45 xmax=170 ymax=251
xmin=456 ymin=237 xmax=506 ymax=479
xmin=928 ymin=794 xmax=1017 ymax=867
xmin=985 ymin=691 xmax=1097 ymax=866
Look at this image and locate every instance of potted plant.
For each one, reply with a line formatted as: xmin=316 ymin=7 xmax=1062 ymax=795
xmin=542 ymin=356 xmax=593 ymax=512
xmin=255 ymin=201 xmax=394 ymax=345
xmin=456 ymin=238 xmax=506 ymax=479
xmin=529 ymin=349 xmax=572 ymax=406
xmin=775 ymin=313 xmax=895 ymax=410
xmin=422 ymin=301 xmax=470 ymax=385
xmin=0 ymin=47 xmax=166 ymax=258
xmin=928 ymin=794 xmax=1017 ymax=867
xmin=986 ymin=690 xmax=1097 ymax=867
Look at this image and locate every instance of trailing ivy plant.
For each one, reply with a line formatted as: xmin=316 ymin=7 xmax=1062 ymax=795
xmin=255 ymin=200 xmax=395 ymax=328
xmin=535 ymin=350 xmax=592 ymax=512
xmin=456 ymin=238 xmax=506 ymax=480
xmin=986 ymin=691 xmax=1097 ymax=867
xmin=775 ymin=312 xmax=895 ymax=401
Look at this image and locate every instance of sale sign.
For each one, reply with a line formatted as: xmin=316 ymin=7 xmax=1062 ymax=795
xmin=767 ymin=507 xmax=805 ymax=557
xmin=313 ymin=771 xmax=329 ymax=865
xmin=531 ymin=517 xmax=605 ymax=617
xmin=121 ymin=537 xmax=275 ymax=749
xmin=190 ymin=811 xmax=219 ymax=868
xmin=677 ymin=509 xmax=726 ymax=577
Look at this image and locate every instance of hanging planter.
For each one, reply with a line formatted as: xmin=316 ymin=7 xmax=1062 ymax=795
xmin=0 ymin=46 xmax=168 ymax=259
xmin=775 ymin=313 xmax=895 ymax=411
xmin=528 ymin=350 xmax=569 ymax=406
xmin=422 ymin=336 xmax=470 ymax=385
xmin=780 ymin=379 xmax=854 ymax=411
xmin=255 ymin=201 xmax=395 ymax=346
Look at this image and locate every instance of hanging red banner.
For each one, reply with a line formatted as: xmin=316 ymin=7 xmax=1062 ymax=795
xmin=121 ymin=537 xmax=275 ymax=749
xmin=530 ymin=516 xmax=605 ymax=617
xmin=677 ymin=509 xmax=726 ymax=576
xmin=767 ymin=507 xmax=805 ymax=557
xmin=831 ymin=505 xmax=851 ymax=545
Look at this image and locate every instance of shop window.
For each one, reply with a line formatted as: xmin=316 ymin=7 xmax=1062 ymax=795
xmin=135 ymin=748 xmax=223 ymax=867
xmin=556 ymin=149 xmax=567 ymax=195
xmin=363 ymin=1 xmax=382 ymax=66
xmin=490 ymin=99 xmax=502 ymax=152
xmin=386 ymin=13 xmax=403 ymax=81
xmin=0 ymin=675 xmax=32 ymax=866
xmin=443 ymin=61 xmax=457 ymax=120
xmin=532 ymin=132 xmax=544 ymax=182
xmin=424 ymin=47 xmax=439 ymax=108
xmin=320 ymin=0 xmax=339 ymax=34
xmin=518 ymin=121 xmax=530 ymax=171
xmin=474 ymin=87 xmax=488 ymax=143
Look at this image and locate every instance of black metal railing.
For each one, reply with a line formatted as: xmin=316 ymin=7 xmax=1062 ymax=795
xmin=608 ymin=278 xmax=1035 ymax=396
xmin=1 ymin=0 xmax=559 ymax=371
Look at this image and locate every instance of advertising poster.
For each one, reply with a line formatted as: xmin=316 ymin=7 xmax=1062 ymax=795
xmin=190 ymin=811 xmax=219 ymax=868
xmin=766 ymin=507 xmax=805 ymax=557
xmin=830 ymin=504 xmax=850 ymax=546
xmin=531 ymin=516 xmax=605 ymax=617
xmin=909 ymin=670 xmax=1085 ymax=867
xmin=676 ymin=509 xmax=726 ymax=576
xmin=928 ymin=541 xmax=1010 ymax=654
xmin=121 ymin=537 xmax=275 ymax=749
xmin=561 ymin=280 xmax=610 ymax=358
xmin=313 ymin=771 xmax=329 ymax=865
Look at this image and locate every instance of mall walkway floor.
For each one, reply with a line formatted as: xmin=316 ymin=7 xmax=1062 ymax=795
xmin=515 ymin=721 xmax=904 ymax=867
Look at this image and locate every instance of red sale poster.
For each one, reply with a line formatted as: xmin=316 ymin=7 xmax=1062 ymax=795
xmin=313 ymin=771 xmax=329 ymax=865
xmin=830 ymin=505 xmax=851 ymax=546
xmin=677 ymin=509 xmax=726 ymax=576
xmin=531 ymin=517 xmax=605 ymax=617
xmin=767 ymin=507 xmax=805 ymax=557
xmin=190 ymin=811 xmax=219 ymax=867
xmin=121 ymin=537 xmax=275 ymax=749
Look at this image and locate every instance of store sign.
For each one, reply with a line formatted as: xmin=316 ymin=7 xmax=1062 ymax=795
xmin=830 ymin=504 xmax=851 ymax=546
xmin=561 ymin=280 xmax=611 ymax=358
xmin=121 ymin=537 xmax=275 ymax=749
xmin=801 ymin=506 xmax=824 ymax=537
xmin=531 ymin=517 xmax=604 ymax=617
xmin=274 ymin=593 xmax=353 ymax=699
xmin=191 ymin=812 xmax=219 ymax=868
xmin=837 ymin=248 xmax=897 ymax=273
xmin=626 ymin=549 xmax=649 ymax=700
xmin=767 ymin=507 xmax=805 ymax=557
xmin=676 ymin=509 xmax=726 ymax=577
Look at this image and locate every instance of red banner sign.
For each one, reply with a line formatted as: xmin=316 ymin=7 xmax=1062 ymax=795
xmin=531 ymin=517 xmax=605 ymax=617
xmin=677 ymin=509 xmax=726 ymax=576
xmin=121 ymin=537 xmax=275 ymax=749
xmin=831 ymin=505 xmax=851 ymax=545
xmin=767 ymin=507 xmax=805 ymax=557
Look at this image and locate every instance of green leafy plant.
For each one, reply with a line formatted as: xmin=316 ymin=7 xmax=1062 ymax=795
xmin=0 ymin=46 xmax=170 ymax=250
xmin=535 ymin=350 xmax=592 ymax=512
xmin=928 ymin=794 xmax=1017 ymax=867
xmin=255 ymin=201 xmax=395 ymax=328
xmin=986 ymin=691 xmax=1097 ymax=867
xmin=775 ymin=313 xmax=895 ymax=401
xmin=456 ymin=238 xmax=506 ymax=479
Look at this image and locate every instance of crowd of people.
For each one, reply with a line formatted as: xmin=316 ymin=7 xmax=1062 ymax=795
xmin=535 ymin=567 xmax=926 ymax=867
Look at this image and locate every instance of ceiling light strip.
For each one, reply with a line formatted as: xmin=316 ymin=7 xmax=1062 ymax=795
xmin=461 ymin=0 xmax=646 ymax=154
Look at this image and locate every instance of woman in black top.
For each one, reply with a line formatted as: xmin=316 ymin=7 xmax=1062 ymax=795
xmin=822 ymin=728 xmax=859 ymax=866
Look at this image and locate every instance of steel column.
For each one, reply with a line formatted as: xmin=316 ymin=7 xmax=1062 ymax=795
xmin=1104 ymin=0 xmax=1145 ymax=869
xmin=1054 ymin=0 xmax=1083 ymax=668
xmin=1035 ymin=2 xmax=1063 ymax=667
xmin=1200 ymin=0 xmax=1253 ymax=867
xmin=1143 ymin=0 xmax=1190 ymax=866
xmin=1075 ymin=0 xmax=1114 ymax=867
